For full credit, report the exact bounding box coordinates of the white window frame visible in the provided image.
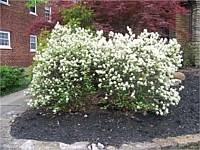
[45,6,51,22]
[0,0,9,6]
[0,30,11,49]
[30,35,37,52]
[29,0,37,15]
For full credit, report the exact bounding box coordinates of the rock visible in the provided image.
[129,142,160,150]
[120,144,134,150]
[59,143,71,150]
[87,143,99,150]
[87,144,92,150]
[153,138,177,149]
[97,142,105,149]
[106,146,117,150]
[167,134,200,149]
[92,143,99,150]
[19,140,34,150]
[33,141,60,150]
[62,142,89,150]
[153,134,200,150]
[173,72,186,80]
[171,79,182,86]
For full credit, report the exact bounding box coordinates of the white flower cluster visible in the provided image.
[28,23,183,115]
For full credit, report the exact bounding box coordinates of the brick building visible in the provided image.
[0,0,51,67]
[0,0,199,67]
[192,0,200,66]
[175,0,200,66]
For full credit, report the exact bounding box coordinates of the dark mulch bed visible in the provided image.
[10,69,199,147]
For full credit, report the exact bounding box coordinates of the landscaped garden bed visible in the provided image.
[10,68,199,147]
[7,2,200,149]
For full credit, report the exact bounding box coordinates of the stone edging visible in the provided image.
[2,134,199,150]
[1,110,199,150]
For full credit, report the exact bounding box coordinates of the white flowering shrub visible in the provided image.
[27,23,183,115]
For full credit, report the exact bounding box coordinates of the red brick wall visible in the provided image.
[0,1,45,67]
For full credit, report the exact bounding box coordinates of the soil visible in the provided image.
[10,69,199,147]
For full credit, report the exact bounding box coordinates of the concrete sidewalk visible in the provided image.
[0,90,30,150]
[1,90,29,116]
[0,90,199,150]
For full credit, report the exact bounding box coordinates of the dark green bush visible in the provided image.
[182,42,197,67]
[61,4,95,31]
[0,66,26,92]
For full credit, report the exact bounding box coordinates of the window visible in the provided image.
[29,0,37,15]
[0,31,11,49]
[30,35,37,52]
[0,0,9,5]
[45,6,51,21]
[30,6,36,15]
